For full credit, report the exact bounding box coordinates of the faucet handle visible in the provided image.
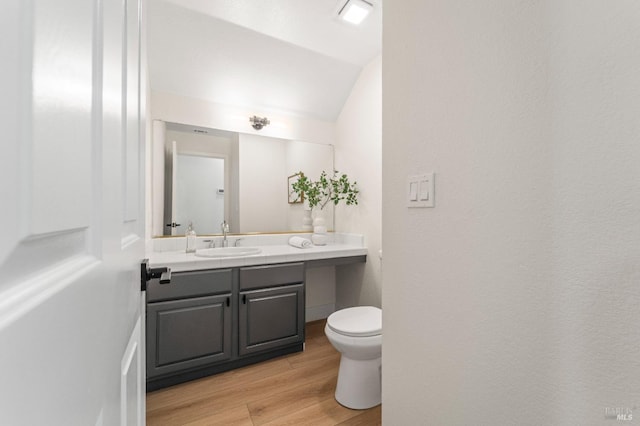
[202,239,215,248]
[234,238,244,247]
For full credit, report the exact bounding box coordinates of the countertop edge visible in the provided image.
[148,245,368,272]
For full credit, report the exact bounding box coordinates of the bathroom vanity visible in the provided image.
[145,234,366,391]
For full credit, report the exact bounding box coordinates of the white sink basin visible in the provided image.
[195,247,262,258]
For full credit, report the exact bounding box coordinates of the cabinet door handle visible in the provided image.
[226,297,230,307]
[242,294,247,304]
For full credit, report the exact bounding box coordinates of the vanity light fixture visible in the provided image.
[337,0,373,25]
[249,115,270,130]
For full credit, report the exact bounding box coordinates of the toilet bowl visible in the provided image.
[324,306,382,409]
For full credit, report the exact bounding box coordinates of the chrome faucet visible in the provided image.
[221,220,230,247]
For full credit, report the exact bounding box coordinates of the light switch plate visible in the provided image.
[407,173,435,208]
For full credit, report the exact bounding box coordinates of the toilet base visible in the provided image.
[334,355,381,410]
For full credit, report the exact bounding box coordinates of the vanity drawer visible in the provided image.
[239,262,304,290]
[147,269,233,302]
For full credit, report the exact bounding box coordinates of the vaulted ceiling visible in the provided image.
[147,0,382,121]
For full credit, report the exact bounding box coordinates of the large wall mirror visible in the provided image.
[151,121,334,237]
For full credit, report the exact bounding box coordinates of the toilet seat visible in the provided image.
[327,306,381,337]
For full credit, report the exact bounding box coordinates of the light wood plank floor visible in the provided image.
[146,320,381,426]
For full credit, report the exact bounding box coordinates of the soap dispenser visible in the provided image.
[185,222,197,253]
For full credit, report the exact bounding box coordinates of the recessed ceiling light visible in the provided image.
[338,0,373,25]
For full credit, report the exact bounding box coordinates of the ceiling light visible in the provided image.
[338,0,373,25]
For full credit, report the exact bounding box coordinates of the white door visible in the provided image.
[174,154,226,235]
[0,0,147,425]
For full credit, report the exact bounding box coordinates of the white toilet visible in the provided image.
[324,306,382,409]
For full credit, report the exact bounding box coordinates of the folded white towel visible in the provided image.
[289,236,312,249]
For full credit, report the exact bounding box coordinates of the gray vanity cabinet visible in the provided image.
[146,269,233,379]
[239,263,305,356]
[146,262,307,390]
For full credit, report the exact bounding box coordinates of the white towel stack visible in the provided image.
[288,236,312,249]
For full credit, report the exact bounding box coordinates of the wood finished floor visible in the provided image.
[146,320,381,426]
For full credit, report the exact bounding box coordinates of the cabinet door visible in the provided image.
[239,284,304,356]
[147,294,232,378]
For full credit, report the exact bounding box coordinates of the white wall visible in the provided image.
[335,56,382,309]
[167,129,234,157]
[383,1,640,424]
[238,134,288,232]
[150,120,166,237]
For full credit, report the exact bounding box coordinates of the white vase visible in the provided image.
[302,209,313,231]
[311,211,328,245]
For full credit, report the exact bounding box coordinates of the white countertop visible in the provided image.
[148,243,367,272]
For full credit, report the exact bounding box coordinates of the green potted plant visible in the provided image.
[291,170,359,245]
[291,170,359,211]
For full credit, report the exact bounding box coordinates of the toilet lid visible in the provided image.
[327,306,382,337]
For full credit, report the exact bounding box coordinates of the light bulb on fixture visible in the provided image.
[249,115,270,130]
[338,0,373,25]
